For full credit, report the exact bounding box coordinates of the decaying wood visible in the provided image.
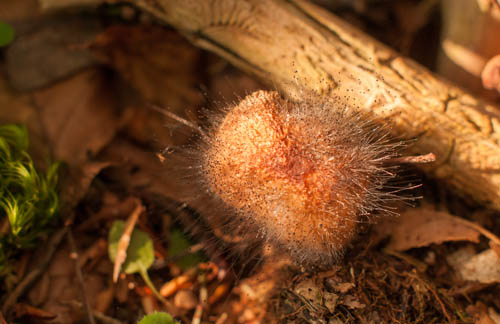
[131,0,500,210]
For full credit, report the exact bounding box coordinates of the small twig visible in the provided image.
[67,300,125,324]
[160,268,197,297]
[113,201,145,282]
[1,227,68,314]
[215,313,228,324]
[386,153,436,165]
[67,230,96,324]
[191,304,203,324]
[149,104,207,138]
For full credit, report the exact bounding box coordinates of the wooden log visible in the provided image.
[131,0,500,210]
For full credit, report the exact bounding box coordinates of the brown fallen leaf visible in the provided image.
[343,295,365,310]
[331,282,355,294]
[377,207,481,251]
[294,279,321,304]
[90,25,204,149]
[33,69,121,166]
[90,24,203,111]
[0,75,50,167]
[448,248,500,284]
[323,292,339,313]
[58,161,113,215]
[467,302,498,324]
[28,246,105,324]
[5,16,101,91]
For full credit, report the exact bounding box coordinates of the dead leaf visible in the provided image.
[28,246,105,324]
[323,292,339,313]
[33,69,121,166]
[89,24,205,150]
[449,248,500,284]
[90,25,203,111]
[0,75,50,167]
[59,161,113,213]
[331,282,355,294]
[467,302,498,324]
[342,295,365,309]
[294,279,321,304]
[378,207,481,251]
[5,16,101,91]
[89,24,206,150]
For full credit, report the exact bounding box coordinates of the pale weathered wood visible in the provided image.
[132,0,500,210]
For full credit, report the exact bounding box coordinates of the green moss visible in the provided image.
[0,124,59,280]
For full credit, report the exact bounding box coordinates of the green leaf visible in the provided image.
[0,22,14,47]
[138,312,178,324]
[108,221,155,274]
[168,228,205,270]
[108,221,171,306]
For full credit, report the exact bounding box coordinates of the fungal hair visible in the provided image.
[158,88,413,269]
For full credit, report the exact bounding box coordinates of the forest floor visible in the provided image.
[0,1,500,323]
